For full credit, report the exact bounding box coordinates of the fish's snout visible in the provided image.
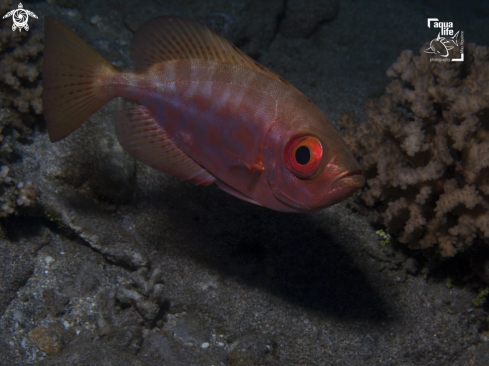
[327,169,364,200]
[318,153,364,207]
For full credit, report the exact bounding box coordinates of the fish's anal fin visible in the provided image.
[129,16,300,93]
[216,179,261,206]
[116,100,215,186]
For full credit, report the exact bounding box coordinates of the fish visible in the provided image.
[42,16,364,212]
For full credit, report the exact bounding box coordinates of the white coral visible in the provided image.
[16,181,39,206]
[0,166,13,184]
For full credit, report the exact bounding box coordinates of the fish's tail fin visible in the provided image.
[42,16,120,142]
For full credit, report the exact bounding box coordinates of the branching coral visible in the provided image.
[338,43,489,257]
[0,0,43,137]
[0,165,39,216]
[16,181,39,207]
[0,1,42,217]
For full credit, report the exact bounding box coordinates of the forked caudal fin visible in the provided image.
[42,17,120,142]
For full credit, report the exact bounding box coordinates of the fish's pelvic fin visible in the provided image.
[216,179,262,206]
[116,100,215,185]
[43,17,120,142]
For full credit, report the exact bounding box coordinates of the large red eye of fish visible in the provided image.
[285,135,323,179]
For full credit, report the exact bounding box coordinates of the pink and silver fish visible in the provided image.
[42,16,364,212]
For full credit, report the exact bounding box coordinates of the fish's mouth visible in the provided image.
[324,169,365,204]
[329,169,363,188]
[270,168,365,212]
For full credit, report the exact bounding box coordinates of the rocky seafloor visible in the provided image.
[1,0,489,365]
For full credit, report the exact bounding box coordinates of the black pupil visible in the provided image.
[295,146,310,165]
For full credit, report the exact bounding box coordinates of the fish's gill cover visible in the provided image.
[338,43,489,257]
[128,15,300,92]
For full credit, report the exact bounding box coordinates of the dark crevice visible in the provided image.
[268,0,287,46]
[150,298,170,328]
[115,299,132,311]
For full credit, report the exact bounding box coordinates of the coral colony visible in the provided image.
[0,0,41,216]
[0,0,43,135]
[339,43,489,257]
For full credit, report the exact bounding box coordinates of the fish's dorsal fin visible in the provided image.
[116,100,215,186]
[129,16,298,91]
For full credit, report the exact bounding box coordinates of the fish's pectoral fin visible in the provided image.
[115,100,215,186]
[215,179,262,206]
[223,149,265,171]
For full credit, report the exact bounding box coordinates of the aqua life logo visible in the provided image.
[2,2,38,32]
[423,18,464,62]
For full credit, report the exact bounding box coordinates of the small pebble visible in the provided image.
[90,15,102,24]
[13,310,24,322]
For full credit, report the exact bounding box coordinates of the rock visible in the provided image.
[174,313,208,345]
[28,322,75,356]
[102,326,143,354]
[40,329,148,366]
[280,0,339,38]
[403,257,419,275]
[42,289,68,317]
[122,0,283,57]
[88,127,137,204]
[139,331,182,365]
[0,339,23,365]
[0,239,34,315]
[47,100,137,204]
[203,12,240,42]
[52,0,78,8]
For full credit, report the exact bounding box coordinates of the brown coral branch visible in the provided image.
[339,43,489,257]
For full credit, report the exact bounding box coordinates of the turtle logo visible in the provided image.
[2,2,38,32]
